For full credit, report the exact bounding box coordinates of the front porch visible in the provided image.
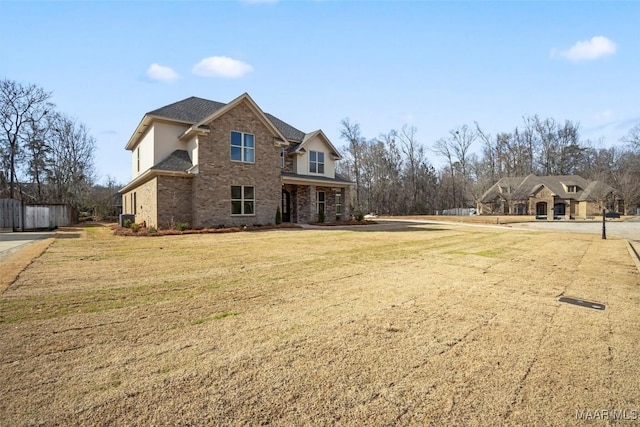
[281,180,351,224]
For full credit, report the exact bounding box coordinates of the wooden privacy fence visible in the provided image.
[0,199,76,230]
[0,199,22,230]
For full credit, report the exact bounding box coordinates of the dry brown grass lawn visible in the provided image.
[1,222,639,425]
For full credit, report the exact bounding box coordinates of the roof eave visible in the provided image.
[119,169,193,194]
[125,114,197,150]
[178,126,210,141]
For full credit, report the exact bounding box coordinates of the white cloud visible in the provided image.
[192,56,253,78]
[596,109,614,120]
[552,36,617,62]
[146,63,179,82]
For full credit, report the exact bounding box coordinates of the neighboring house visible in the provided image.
[120,93,352,228]
[479,174,621,219]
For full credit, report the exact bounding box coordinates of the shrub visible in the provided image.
[176,222,189,232]
[123,219,133,228]
[318,209,326,224]
[275,205,282,225]
[130,223,140,233]
[354,211,364,222]
[147,226,157,233]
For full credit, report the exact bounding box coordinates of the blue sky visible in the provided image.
[2,1,639,185]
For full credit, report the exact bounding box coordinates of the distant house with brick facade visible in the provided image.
[120,93,352,228]
[479,174,621,220]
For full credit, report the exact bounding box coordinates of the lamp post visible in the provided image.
[602,209,606,240]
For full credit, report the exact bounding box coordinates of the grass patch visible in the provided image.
[1,222,639,425]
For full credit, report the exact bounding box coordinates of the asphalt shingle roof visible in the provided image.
[148,97,226,123]
[481,174,615,203]
[147,96,306,143]
[150,150,193,172]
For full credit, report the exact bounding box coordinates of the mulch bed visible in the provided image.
[112,223,302,237]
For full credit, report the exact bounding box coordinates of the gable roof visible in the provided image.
[292,130,342,160]
[126,94,308,150]
[481,174,615,203]
[186,93,289,145]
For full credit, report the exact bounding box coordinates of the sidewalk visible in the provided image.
[0,231,55,257]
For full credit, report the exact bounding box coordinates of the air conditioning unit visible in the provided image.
[119,214,135,227]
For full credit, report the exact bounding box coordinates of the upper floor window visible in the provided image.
[567,185,578,193]
[280,147,285,168]
[136,147,140,172]
[231,131,255,163]
[310,151,324,174]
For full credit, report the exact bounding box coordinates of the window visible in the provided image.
[317,191,326,215]
[309,151,324,174]
[132,192,137,215]
[136,147,140,172]
[335,193,342,219]
[567,185,577,193]
[536,202,547,216]
[230,131,255,163]
[280,147,285,168]
[231,186,255,215]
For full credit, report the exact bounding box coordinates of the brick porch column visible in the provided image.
[309,184,316,222]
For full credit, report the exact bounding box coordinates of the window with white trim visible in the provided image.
[317,191,326,215]
[280,147,285,168]
[309,151,324,174]
[231,186,255,215]
[230,131,255,163]
[136,147,140,172]
[335,193,342,219]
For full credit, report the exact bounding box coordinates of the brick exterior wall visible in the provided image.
[122,178,157,227]
[157,175,193,228]
[192,101,282,228]
[283,151,295,173]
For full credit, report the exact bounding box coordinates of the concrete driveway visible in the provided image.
[0,232,55,257]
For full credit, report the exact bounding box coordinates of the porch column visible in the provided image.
[343,187,351,220]
[309,185,316,222]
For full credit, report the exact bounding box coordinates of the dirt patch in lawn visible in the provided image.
[1,223,639,425]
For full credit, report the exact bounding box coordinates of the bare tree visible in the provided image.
[433,137,456,208]
[339,118,365,211]
[46,113,96,208]
[449,125,476,205]
[0,78,53,198]
[622,123,640,152]
[399,125,423,211]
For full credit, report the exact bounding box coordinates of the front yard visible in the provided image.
[1,222,638,425]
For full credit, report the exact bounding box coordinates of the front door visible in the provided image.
[282,190,291,222]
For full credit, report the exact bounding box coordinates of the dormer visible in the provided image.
[560,181,581,194]
[291,130,342,178]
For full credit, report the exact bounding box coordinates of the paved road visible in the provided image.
[0,232,55,257]
[509,219,640,242]
[371,218,640,242]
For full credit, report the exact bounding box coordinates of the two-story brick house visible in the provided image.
[120,93,352,228]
